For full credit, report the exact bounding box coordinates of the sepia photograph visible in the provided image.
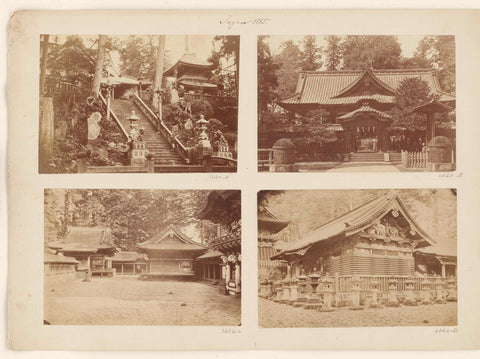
[258,35,456,172]
[44,189,241,325]
[258,189,457,327]
[39,34,239,173]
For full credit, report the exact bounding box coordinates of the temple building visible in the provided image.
[197,190,241,296]
[278,68,455,154]
[111,251,148,275]
[163,39,217,94]
[258,200,290,279]
[272,192,435,277]
[414,239,457,277]
[47,227,117,277]
[137,225,206,278]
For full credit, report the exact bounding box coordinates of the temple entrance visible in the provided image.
[355,136,378,152]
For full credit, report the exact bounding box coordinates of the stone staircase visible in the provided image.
[349,152,402,163]
[110,99,185,166]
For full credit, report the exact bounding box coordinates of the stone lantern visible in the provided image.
[271,138,297,172]
[196,114,213,162]
[403,277,418,306]
[320,276,335,312]
[127,110,140,129]
[259,279,269,298]
[435,277,447,304]
[293,273,309,307]
[447,277,457,302]
[273,280,283,302]
[350,274,363,310]
[280,276,291,304]
[369,280,381,308]
[288,276,298,305]
[304,272,321,309]
[386,278,400,307]
[421,279,433,305]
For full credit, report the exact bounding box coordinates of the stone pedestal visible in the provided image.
[129,141,147,166]
[259,280,268,298]
[386,279,400,307]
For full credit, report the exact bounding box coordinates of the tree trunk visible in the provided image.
[153,35,166,112]
[39,34,50,96]
[91,35,107,97]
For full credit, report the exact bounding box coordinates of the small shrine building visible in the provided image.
[258,202,290,279]
[278,68,455,154]
[47,227,117,276]
[414,239,457,277]
[111,251,148,275]
[137,225,206,278]
[272,192,435,277]
[163,48,217,94]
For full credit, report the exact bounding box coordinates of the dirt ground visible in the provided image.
[44,276,241,326]
[258,298,457,328]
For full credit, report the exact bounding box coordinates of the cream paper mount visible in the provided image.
[8,9,480,350]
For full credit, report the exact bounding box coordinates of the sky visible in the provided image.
[264,35,426,58]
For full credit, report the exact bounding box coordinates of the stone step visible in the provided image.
[110,99,184,164]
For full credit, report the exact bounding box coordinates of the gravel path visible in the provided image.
[258,298,457,328]
[45,276,241,326]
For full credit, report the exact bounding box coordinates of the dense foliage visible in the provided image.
[44,189,211,250]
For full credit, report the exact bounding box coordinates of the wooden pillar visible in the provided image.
[39,98,54,172]
[235,263,241,289]
[121,264,123,275]
[441,263,446,278]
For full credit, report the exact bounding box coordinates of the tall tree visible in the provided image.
[209,36,240,95]
[153,35,166,111]
[91,35,107,97]
[39,34,50,95]
[413,35,455,93]
[257,36,280,119]
[340,35,402,70]
[273,40,302,99]
[325,35,342,70]
[300,35,322,71]
[389,77,433,131]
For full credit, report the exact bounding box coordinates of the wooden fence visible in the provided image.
[258,149,273,172]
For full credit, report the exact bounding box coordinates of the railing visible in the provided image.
[132,94,189,163]
[258,149,273,172]
[334,275,446,293]
[401,150,427,168]
[184,93,237,107]
[99,93,129,139]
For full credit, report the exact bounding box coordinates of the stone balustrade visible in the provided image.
[262,274,456,312]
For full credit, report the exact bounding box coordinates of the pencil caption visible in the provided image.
[209,174,230,180]
[219,15,271,29]
[438,172,463,178]
[221,328,242,334]
[434,328,458,334]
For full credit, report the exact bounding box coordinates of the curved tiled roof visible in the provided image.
[164,52,213,76]
[137,225,206,252]
[272,192,435,259]
[279,68,455,107]
[337,105,392,121]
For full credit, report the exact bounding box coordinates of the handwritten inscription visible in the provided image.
[439,172,463,178]
[221,328,242,334]
[209,174,230,180]
[434,327,458,333]
[220,15,270,29]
